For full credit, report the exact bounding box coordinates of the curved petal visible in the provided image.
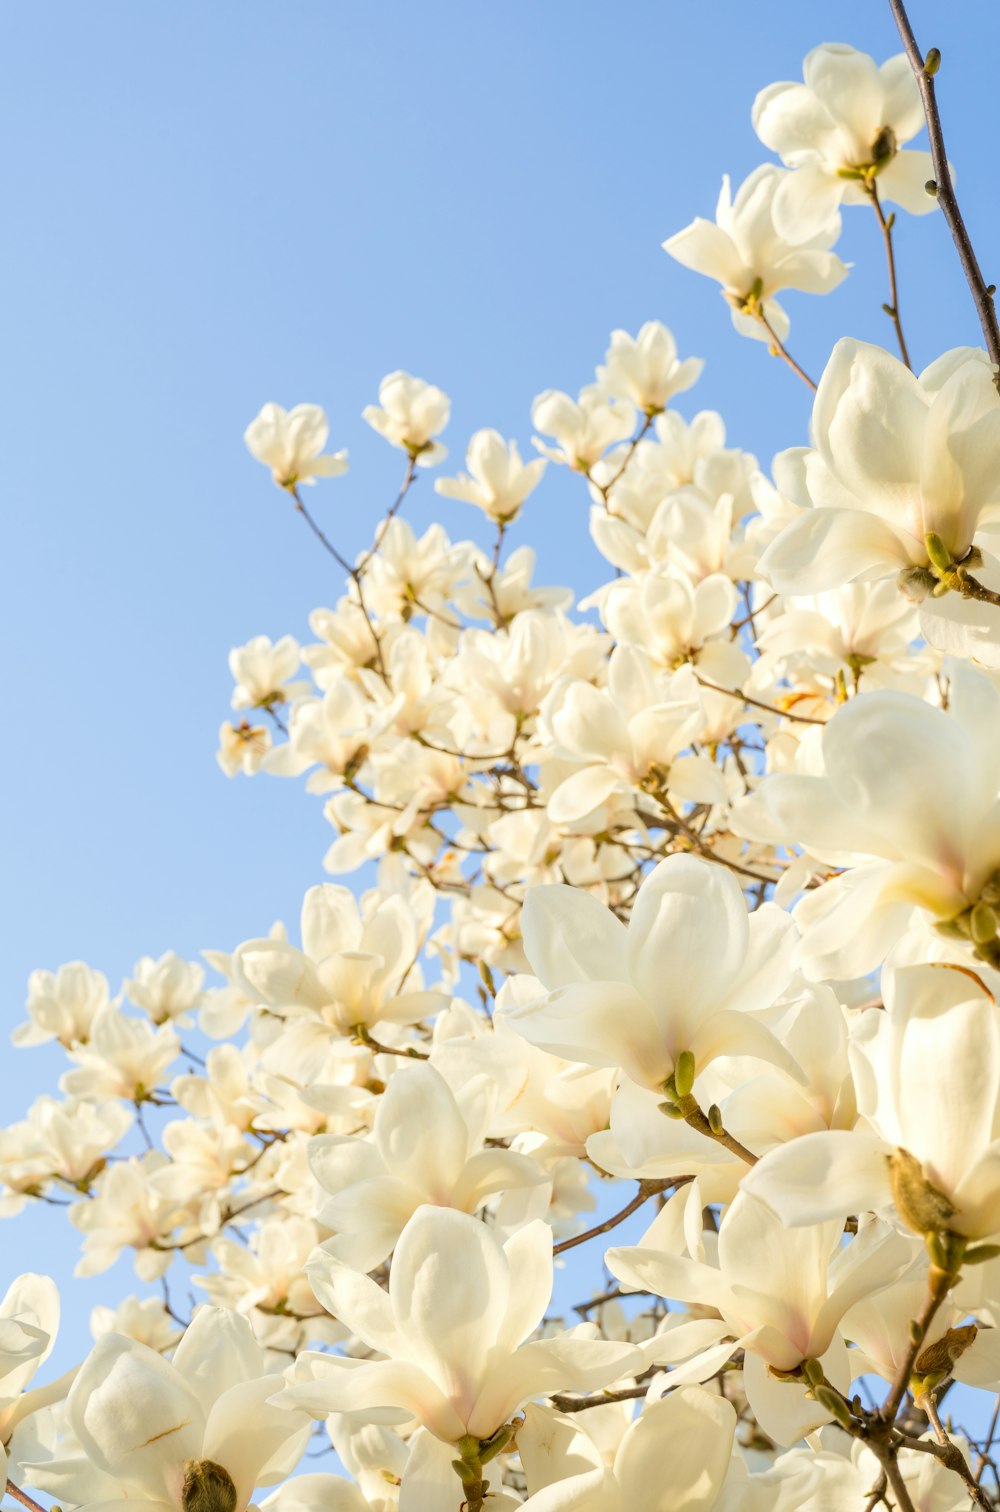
[522,885,630,989]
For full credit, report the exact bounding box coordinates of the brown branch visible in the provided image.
[6,1484,48,1512]
[754,310,818,391]
[552,1178,678,1256]
[887,1,1000,387]
[692,672,827,726]
[868,181,912,369]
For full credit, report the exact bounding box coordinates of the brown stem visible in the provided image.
[6,1484,48,1512]
[868,182,912,369]
[754,310,817,391]
[886,0,1000,389]
[673,1094,759,1166]
[352,1024,429,1060]
[881,1265,957,1424]
[354,455,418,576]
[692,672,827,726]
[552,1178,677,1256]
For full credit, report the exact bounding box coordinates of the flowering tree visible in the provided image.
[8,7,1000,1512]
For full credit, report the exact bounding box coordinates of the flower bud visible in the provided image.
[887,1147,956,1234]
[182,1462,238,1512]
[674,1050,696,1099]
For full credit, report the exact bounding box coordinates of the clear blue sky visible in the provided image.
[4,0,999,1390]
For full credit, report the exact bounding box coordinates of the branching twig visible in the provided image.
[887,0,1000,388]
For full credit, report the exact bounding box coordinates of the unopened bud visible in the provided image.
[182,1462,238,1512]
[478,960,496,998]
[914,1323,978,1386]
[924,47,941,76]
[871,125,897,165]
[814,1384,853,1430]
[925,531,954,573]
[674,1050,696,1099]
[659,1101,686,1119]
[926,180,939,197]
[708,1103,724,1135]
[971,903,998,945]
[887,1147,957,1235]
[802,1358,825,1387]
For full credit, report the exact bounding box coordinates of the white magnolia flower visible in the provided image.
[230,635,308,711]
[753,44,935,242]
[759,341,1000,594]
[13,962,111,1048]
[435,429,546,523]
[244,403,349,488]
[607,1194,909,1444]
[595,322,703,415]
[663,164,848,343]
[233,884,445,1078]
[309,1061,545,1269]
[362,371,450,466]
[744,962,1000,1242]
[0,1274,64,1480]
[124,952,205,1025]
[61,1008,181,1102]
[216,719,272,778]
[277,1206,642,1446]
[532,386,637,471]
[747,672,1000,979]
[501,854,798,1098]
[515,1389,736,1511]
[62,1306,311,1512]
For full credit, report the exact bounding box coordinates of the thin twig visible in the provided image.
[552,1179,677,1256]
[754,310,817,391]
[887,0,1000,387]
[6,1484,48,1512]
[868,181,912,368]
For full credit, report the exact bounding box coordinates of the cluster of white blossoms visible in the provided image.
[10,24,1000,1512]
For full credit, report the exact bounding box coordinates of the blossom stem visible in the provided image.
[288,486,389,680]
[887,0,1000,389]
[6,1484,47,1512]
[673,1094,759,1166]
[753,311,817,392]
[354,455,418,576]
[881,1260,960,1424]
[868,181,912,369]
[692,672,827,726]
[552,1178,677,1256]
[351,1024,429,1060]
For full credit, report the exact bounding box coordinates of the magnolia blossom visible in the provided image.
[744,672,1000,979]
[595,322,703,415]
[532,386,637,471]
[514,1389,736,1511]
[229,635,308,711]
[233,884,446,1078]
[758,341,1000,593]
[435,430,546,523]
[216,718,273,777]
[501,854,798,1097]
[13,962,111,1048]
[278,1207,641,1445]
[663,164,847,343]
[607,1193,909,1443]
[244,403,349,488]
[308,1062,544,1269]
[753,44,935,241]
[744,963,1000,1241]
[58,1306,311,1512]
[125,953,205,1025]
[362,371,450,465]
[0,1274,64,1481]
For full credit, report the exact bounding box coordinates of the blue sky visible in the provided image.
[4,0,1000,1399]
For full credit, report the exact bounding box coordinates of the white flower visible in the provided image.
[216,719,272,778]
[124,952,204,1025]
[230,635,308,711]
[663,164,848,343]
[244,403,349,488]
[758,341,1000,593]
[532,385,637,471]
[595,322,704,415]
[743,962,1000,1241]
[13,962,110,1048]
[308,1061,545,1269]
[501,854,798,1097]
[607,1194,909,1444]
[515,1389,737,1511]
[753,44,935,242]
[63,1306,311,1512]
[435,429,546,523]
[362,371,450,465]
[746,671,1000,979]
[277,1206,642,1445]
[0,1273,63,1477]
[61,1007,180,1102]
